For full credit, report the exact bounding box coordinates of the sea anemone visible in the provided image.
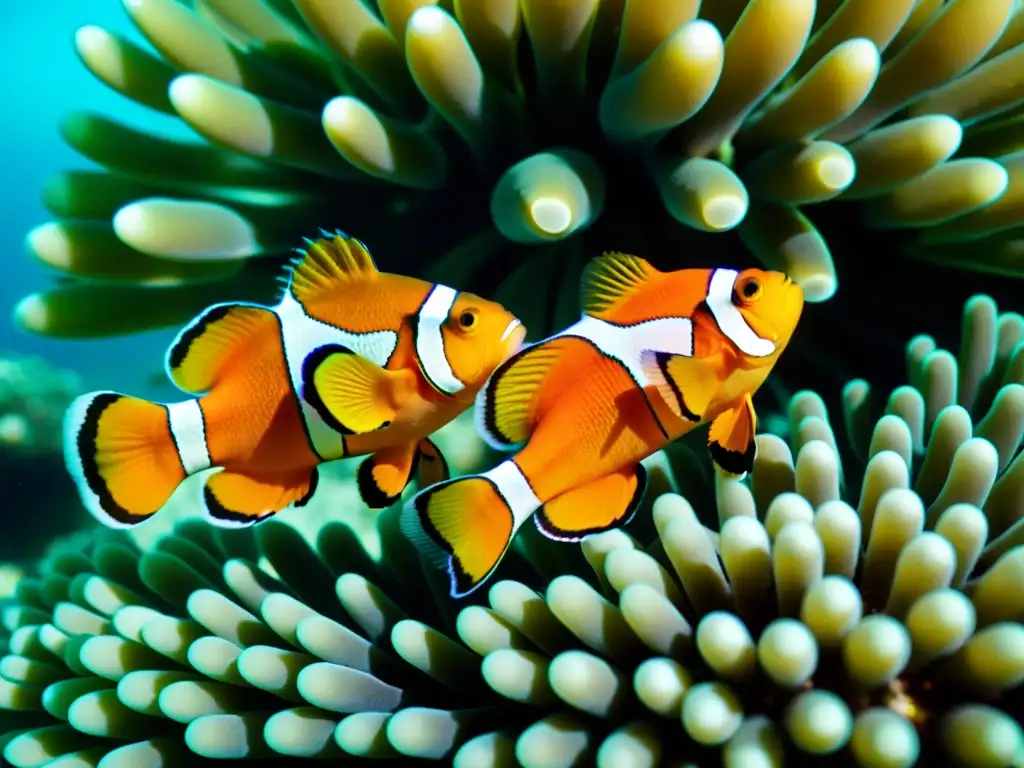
[0,293,1020,767]
[16,0,1024,377]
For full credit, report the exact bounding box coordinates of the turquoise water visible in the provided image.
[1,2,188,394]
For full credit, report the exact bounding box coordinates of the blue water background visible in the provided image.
[2,2,192,394]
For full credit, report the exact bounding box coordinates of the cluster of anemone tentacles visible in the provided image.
[0,292,1021,768]
[17,0,1024,352]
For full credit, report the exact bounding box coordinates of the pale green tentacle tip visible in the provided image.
[942,705,1024,768]
[490,149,606,244]
[112,198,259,260]
[654,157,749,233]
[850,709,920,768]
[321,94,447,190]
[785,690,852,756]
[11,293,48,335]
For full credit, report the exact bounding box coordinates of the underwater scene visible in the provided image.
[1,1,1023,766]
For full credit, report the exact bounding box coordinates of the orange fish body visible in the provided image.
[402,253,804,597]
[65,232,525,529]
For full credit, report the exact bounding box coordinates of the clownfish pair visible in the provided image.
[64,232,525,528]
[402,253,805,598]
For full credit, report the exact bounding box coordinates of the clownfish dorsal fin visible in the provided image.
[580,251,657,320]
[165,302,277,395]
[282,230,378,305]
[476,338,569,450]
[708,393,757,478]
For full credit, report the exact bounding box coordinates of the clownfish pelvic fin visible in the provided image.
[708,394,758,478]
[356,436,450,509]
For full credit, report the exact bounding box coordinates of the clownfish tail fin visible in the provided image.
[64,392,212,529]
[401,460,539,598]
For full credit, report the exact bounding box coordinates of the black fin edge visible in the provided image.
[416,437,451,485]
[357,451,420,510]
[300,343,357,436]
[78,393,151,527]
[167,304,235,372]
[536,463,649,542]
[651,351,701,422]
[414,477,512,599]
[203,483,261,526]
[481,348,532,447]
[295,468,319,508]
[709,438,756,476]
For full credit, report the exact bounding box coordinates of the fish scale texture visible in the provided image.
[0,293,1021,767]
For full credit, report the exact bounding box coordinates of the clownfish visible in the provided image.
[64,231,526,529]
[402,252,804,597]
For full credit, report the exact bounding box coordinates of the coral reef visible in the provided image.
[0,354,93,565]
[17,0,1024,361]
[0,353,81,457]
[0,293,1021,767]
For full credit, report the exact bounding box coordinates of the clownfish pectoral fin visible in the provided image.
[580,251,656,321]
[401,476,517,599]
[476,339,568,450]
[708,394,757,478]
[357,442,419,509]
[641,351,721,422]
[302,345,415,435]
[416,437,450,489]
[282,231,378,305]
[64,392,190,528]
[202,468,319,528]
[165,303,277,395]
[536,464,648,541]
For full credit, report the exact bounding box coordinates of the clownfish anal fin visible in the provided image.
[165,303,276,395]
[357,441,419,509]
[416,436,450,489]
[302,345,413,435]
[536,464,648,542]
[202,468,318,528]
[284,231,378,305]
[580,251,656,321]
[477,340,567,450]
[708,394,757,477]
[641,350,719,422]
[401,476,515,599]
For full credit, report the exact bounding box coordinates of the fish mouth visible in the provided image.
[501,318,522,342]
[500,318,527,356]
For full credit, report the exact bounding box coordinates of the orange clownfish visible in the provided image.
[64,231,526,529]
[402,252,804,598]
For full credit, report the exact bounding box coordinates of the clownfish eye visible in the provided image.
[734,277,762,303]
[457,310,477,329]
